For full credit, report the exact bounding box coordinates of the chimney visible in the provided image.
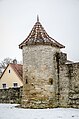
[13,59,17,64]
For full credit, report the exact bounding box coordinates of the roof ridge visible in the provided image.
[10,63,23,66]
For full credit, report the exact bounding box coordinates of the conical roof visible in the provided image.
[19,16,65,49]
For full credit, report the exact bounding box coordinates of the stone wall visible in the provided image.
[0,87,23,104]
[54,52,69,107]
[59,63,69,107]
[67,63,79,108]
[59,53,79,108]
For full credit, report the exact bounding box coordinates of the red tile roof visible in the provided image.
[10,63,23,81]
[19,16,65,49]
[0,63,23,81]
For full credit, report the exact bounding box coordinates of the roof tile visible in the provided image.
[19,17,65,49]
[10,63,23,81]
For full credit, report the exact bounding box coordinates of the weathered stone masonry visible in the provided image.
[58,54,79,108]
[21,46,60,108]
[19,17,79,108]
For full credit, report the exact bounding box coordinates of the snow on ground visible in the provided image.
[0,104,79,119]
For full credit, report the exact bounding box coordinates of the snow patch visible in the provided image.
[0,104,79,119]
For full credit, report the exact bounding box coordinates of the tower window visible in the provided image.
[49,78,53,85]
[26,79,28,84]
[25,76,28,84]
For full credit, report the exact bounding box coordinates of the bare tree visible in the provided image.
[0,57,13,75]
[0,69,2,76]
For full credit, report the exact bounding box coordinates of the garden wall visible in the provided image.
[0,87,23,104]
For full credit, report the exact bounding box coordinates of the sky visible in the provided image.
[0,0,79,62]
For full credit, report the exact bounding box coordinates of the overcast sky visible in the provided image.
[0,0,79,62]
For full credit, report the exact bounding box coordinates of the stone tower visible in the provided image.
[19,16,65,108]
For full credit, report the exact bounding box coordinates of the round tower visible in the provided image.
[19,16,65,108]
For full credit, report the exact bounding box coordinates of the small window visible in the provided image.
[26,79,28,84]
[2,84,6,89]
[9,70,10,73]
[25,76,28,84]
[13,83,18,88]
[49,78,53,85]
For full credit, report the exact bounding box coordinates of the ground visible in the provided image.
[0,104,79,119]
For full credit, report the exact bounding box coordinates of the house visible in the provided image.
[19,16,79,108]
[0,62,23,89]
